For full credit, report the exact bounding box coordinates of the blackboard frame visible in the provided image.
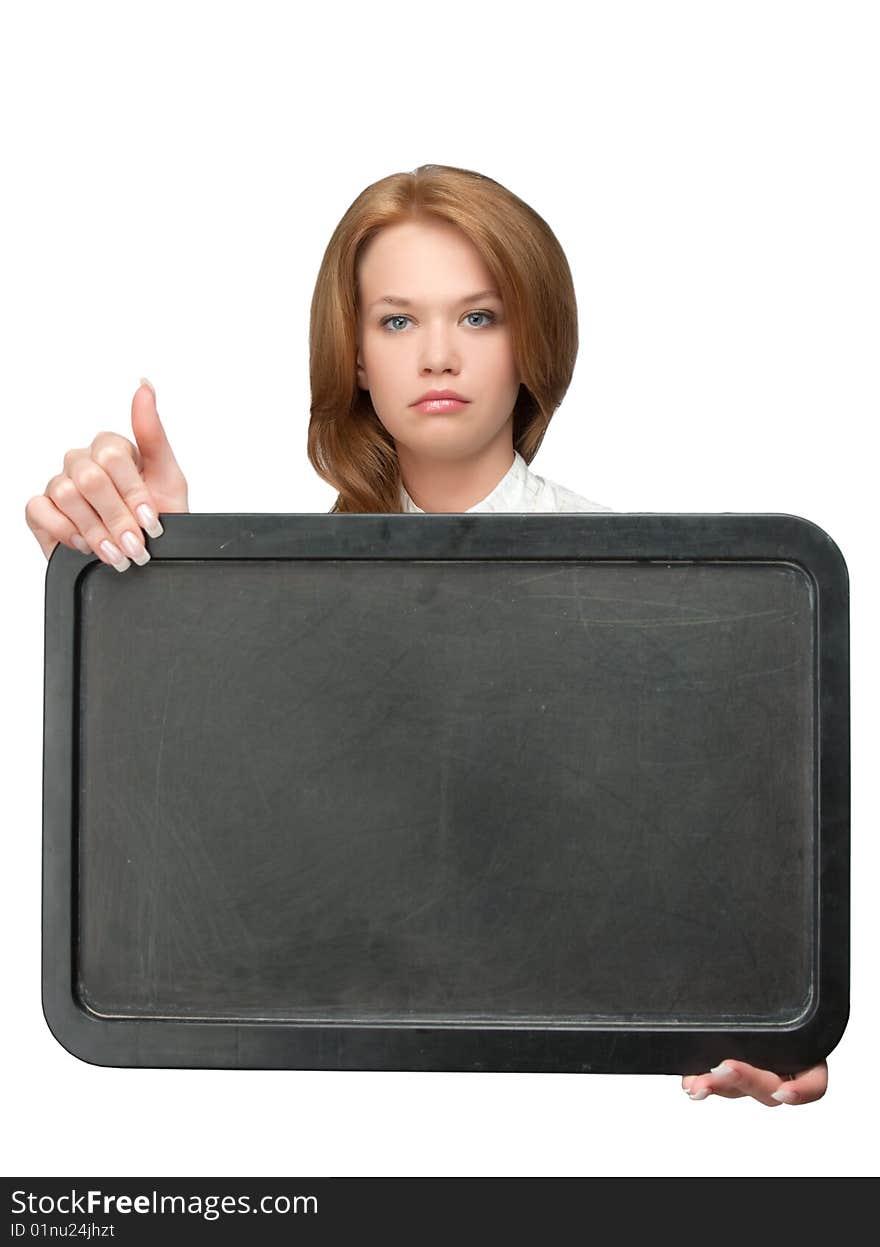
[42,513,850,1073]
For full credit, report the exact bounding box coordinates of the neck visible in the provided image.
[398,426,516,513]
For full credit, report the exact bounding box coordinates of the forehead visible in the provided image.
[357,218,493,299]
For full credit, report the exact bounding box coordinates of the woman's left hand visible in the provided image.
[682,1059,827,1106]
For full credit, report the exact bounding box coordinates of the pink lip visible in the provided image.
[413,398,469,413]
[410,390,470,405]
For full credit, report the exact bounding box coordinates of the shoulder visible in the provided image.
[525,466,615,513]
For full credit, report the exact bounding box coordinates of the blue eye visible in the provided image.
[380,310,497,332]
[381,315,411,332]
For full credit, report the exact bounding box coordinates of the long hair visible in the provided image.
[307,164,579,513]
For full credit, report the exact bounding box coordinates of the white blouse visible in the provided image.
[399,449,614,513]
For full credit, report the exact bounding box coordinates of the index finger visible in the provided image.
[770,1061,828,1105]
[84,438,160,536]
[684,1060,777,1103]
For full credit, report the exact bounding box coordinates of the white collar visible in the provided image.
[399,450,527,513]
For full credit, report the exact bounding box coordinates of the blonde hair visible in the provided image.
[307,163,579,513]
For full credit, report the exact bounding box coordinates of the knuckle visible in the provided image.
[71,461,106,494]
[47,476,78,506]
[93,442,128,472]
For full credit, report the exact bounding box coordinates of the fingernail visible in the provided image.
[139,376,156,399]
[71,535,91,554]
[136,504,164,538]
[100,540,131,572]
[771,1088,798,1104]
[689,1088,710,1100]
[710,1063,735,1079]
[120,530,150,565]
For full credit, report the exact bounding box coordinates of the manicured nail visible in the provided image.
[136,503,164,538]
[710,1063,735,1079]
[139,376,156,399]
[100,540,131,572]
[120,530,150,565]
[71,535,91,554]
[689,1088,710,1100]
[771,1088,798,1104]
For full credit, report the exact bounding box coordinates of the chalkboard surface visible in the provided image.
[42,513,850,1072]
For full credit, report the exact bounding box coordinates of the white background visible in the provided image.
[2,0,877,1177]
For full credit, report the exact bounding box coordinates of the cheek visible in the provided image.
[486,338,519,384]
[358,344,381,387]
[368,336,408,384]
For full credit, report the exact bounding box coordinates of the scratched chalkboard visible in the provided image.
[42,513,849,1072]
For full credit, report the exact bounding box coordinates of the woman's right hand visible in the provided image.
[25,379,190,569]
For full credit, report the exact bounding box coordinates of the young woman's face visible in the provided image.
[356,217,522,463]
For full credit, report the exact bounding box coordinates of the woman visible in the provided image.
[308,163,611,516]
[24,162,827,1104]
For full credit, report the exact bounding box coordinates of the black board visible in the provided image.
[42,513,850,1072]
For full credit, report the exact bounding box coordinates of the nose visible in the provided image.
[418,322,461,375]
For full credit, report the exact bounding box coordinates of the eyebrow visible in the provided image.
[368,289,501,311]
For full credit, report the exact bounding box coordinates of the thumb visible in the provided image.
[131,379,188,505]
